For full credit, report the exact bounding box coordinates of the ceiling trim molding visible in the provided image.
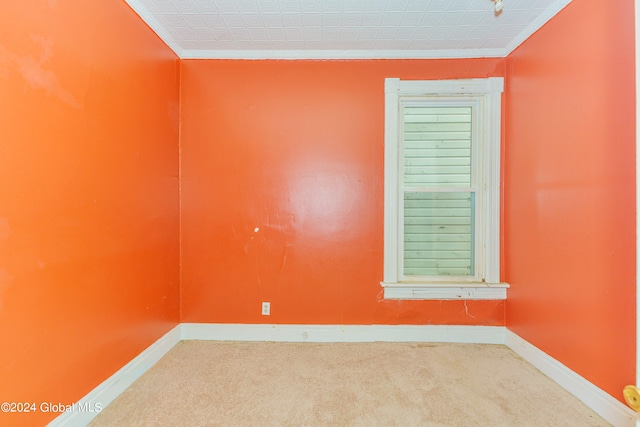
[504,0,573,55]
[124,0,184,57]
[180,48,508,60]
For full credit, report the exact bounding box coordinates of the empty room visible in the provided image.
[0,0,637,425]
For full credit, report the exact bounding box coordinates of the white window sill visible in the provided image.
[380,282,509,300]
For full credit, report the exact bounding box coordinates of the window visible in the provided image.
[381,78,508,300]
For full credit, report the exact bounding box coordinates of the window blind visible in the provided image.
[402,106,474,277]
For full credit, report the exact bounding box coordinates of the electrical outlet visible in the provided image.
[261,302,270,316]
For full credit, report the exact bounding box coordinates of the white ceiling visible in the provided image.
[125,0,572,59]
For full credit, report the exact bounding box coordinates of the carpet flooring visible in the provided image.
[89,341,611,426]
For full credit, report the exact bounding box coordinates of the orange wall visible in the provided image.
[180,59,506,325]
[504,0,635,403]
[0,1,180,426]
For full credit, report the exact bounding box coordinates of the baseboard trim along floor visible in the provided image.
[47,325,182,427]
[504,330,637,427]
[180,323,506,344]
[48,324,638,427]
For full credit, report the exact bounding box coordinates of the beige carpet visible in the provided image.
[89,341,610,426]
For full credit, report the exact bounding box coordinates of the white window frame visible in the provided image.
[381,77,509,300]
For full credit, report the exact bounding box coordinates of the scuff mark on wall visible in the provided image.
[0,35,81,109]
[277,244,291,275]
[463,300,476,319]
[242,226,260,254]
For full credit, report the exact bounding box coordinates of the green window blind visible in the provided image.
[402,106,475,277]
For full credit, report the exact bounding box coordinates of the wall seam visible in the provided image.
[178,58,184,322]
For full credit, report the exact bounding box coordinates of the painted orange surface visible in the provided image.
[180,59,507,325]
[504,0,635,404]
[4,0,633,421]
[0,1,180,426]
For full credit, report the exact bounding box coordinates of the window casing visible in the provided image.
[381,78,508,300]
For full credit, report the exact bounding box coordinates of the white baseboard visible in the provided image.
[180,323,506,344]
[505,330,638,427]
[47,325,181,427]
[47,324,638,427]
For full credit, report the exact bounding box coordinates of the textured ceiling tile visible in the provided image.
[477,13,503,26]
[385,0,409,12]
[412,27,435,39]
[375,39,402,50]
[303,40,326,49]
[439,12,466,26]
[172,0,200,13]
[268,28,287,40]
[405,0,428,12]
[237,0,259,10]
[216,40,240,49]
[240,13,263,27]
[232,28,251,40]
[285,27,304,41]
[363,0,386,13]
[419,13,444,27]
[193,27,215,40]
[510,10,538,24]
[174,27,198,40]
[281,13,304,27]
[361,13,383,27]
[232,40,252,49]
[262,13,285,27]
[452,26,477,40]
[341,13,362,27]
[450,2,475,13]
[358,27,378,41]
[182,14,207,27]
[303,27,323,40]
[163,13,189,26]
[182,40,206,49]
[248,28,268,40]
[223,13,245,27]
[215,0,239,12]
[405,39,430,49]
[201,14,226,26]
[428,0,451,13]
[279,0,301,13]
[300,0,322,12]
[380,12,404,27]
[323,27,341,41]
[322,13,342,27]
[257,0,280,12]
[395,27,416,40]
[194,1,218,13]
[341,28,359,40]
[302,13,322,26]
[150,0,179,13]
[342,1,365,13]
[399,12,424,27]
[322,0,344,13]
[471,25,495,39]
[430,26,454,40]
[212,28,235,40]
[376,27,398,40]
